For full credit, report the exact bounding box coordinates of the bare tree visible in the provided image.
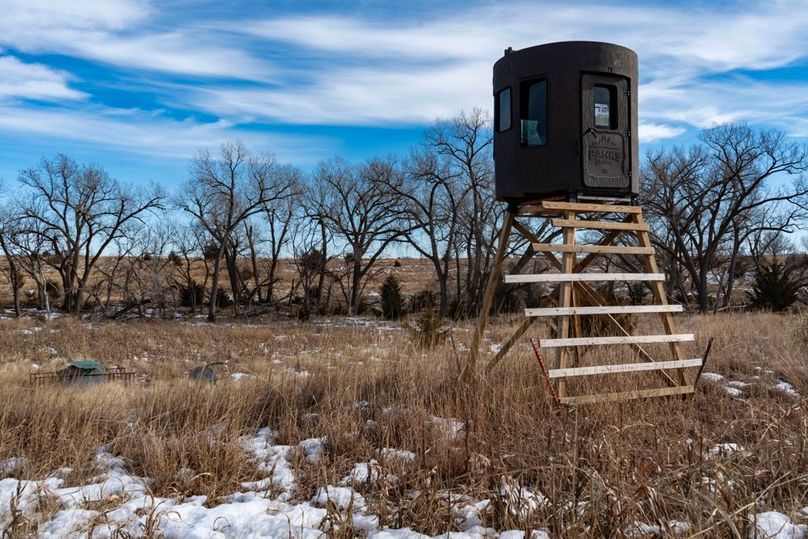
[17,155,164,315]
[115,221,176,318]
[641,124,808,312]
[290,216,332,320]
[426,109,507,315]
[175,141,293,321]
[310,157,410,315]
[93,227,141,314]
[1,214,61,317]
[387,148,464,315]
[171,224,210,315]
[0,206,24,317]
[261,165,303,304]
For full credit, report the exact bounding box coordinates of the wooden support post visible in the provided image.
[557,209,577,399]
[633,211,692,386]
[485,316,538,374]
[475,199,703,405]
[466,208,515,380]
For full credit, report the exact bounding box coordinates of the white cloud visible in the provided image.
[194,60,491,126]
[3,0,149,30]
[638,122,686,142]
[0,0,270,79]
[0,55,86,101]
[0,103,332,163]
[194,0,808,141]
[2,0,808,152]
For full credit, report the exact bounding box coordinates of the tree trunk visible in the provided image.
[722,233,742,310]
[9,264,21,318]
[429,256,448,317]
[350,258,362,315]
[697,270,710,313]
[208,245,224,322]
[317,221,327,313]
[223,244,241,317]
[246,227,263,304]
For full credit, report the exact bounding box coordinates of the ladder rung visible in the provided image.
[540,201,642,214]
[552,219,649,231]
[525,305,684,317]
[549,358,703,379]
[505,273,665,284]
[532,243,655,255]
[559,385,694,405]
[540,334,695,348]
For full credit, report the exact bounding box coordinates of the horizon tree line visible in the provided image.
[0,112,806,320]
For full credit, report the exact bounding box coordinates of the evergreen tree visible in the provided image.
[380,274,403,320]
[747,261,800,312]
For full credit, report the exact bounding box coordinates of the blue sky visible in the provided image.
[1,0,808,188]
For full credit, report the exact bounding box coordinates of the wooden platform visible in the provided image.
[468,199,702,405]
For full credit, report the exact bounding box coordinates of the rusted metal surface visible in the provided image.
[530,337,563,411]
[493,41,639,201]
[693,337,715,390]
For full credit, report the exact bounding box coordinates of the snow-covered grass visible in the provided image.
[0,312,806,537]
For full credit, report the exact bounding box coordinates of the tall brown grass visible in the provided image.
[0,312,806,536]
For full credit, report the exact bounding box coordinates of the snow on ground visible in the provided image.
[775,381,800,398]
[706,443,745,458]
[498,477,548,520]
[0,428,554,538]
[700,372,725,383]
[625,520,689,537]
[342,460,383,485]
[312,485,366,510]
[314,317,401,331]
[0,457,26,474]
[699,370,801,400]
[749,511,807,538]
[380,448,416,463]
[432,416,466,442]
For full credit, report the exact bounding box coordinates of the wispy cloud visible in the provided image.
[200,0,808,139]
[0,0,270,79]
[0,0,807,166]
[0,55,86,101]
[0,103,332,164]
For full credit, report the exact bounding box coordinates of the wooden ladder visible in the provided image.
[474,199,702,405]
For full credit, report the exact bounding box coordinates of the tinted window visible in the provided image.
[594,85,617,129]
[496,88,511,132]
[521,80,547,147]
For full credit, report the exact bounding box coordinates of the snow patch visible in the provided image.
[299,437,326,463]
[0,457,26,474]
[774,381,800,398]
[380,448,416,463]
[626,520,690,536]
[748,511,807,538]
[432,416,465,442]
[707,443,744,458]
[700,372,725,383]
[312,485,366,510]
[499,477,548,520]
[343,460,382,485]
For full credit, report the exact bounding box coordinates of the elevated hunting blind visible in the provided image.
[493,41,638,201]
[469,41,711,406]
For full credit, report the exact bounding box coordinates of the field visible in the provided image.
[0,311,806,538]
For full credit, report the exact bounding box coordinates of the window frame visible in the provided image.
[519,78,548,148]
[495,87,512,133]
[593,84,618,130]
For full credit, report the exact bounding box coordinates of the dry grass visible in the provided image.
[0,312,806,536]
